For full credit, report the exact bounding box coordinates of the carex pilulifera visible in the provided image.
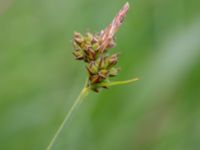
[73,3,132,92]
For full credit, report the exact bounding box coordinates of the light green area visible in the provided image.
[0,0,200,150]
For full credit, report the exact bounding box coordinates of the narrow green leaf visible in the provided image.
[99,77,139,87]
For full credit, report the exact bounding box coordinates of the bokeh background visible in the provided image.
[0,0,200,149]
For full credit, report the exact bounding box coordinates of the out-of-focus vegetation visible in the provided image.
[0,0,200,150]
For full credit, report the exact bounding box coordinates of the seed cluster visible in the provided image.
[72,3,129,92]
[73,32,119,92]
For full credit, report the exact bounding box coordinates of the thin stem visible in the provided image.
[99,77,139,87]
[46,80,89,150]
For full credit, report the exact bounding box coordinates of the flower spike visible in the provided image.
[72,2,138,92]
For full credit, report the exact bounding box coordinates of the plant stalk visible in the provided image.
[46,81,89,150]
[99,77,139,87]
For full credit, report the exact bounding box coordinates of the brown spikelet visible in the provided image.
[72,2,130,92]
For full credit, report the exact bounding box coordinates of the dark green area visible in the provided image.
[0,0,200,149]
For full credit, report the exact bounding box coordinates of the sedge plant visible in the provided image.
[47,2,138,150]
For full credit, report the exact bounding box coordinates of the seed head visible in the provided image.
[72,2,129,92]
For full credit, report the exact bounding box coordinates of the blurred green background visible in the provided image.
[0,0,200,149]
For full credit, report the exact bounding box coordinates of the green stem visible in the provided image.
[99,77,139,87]
[46,81,89,150]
